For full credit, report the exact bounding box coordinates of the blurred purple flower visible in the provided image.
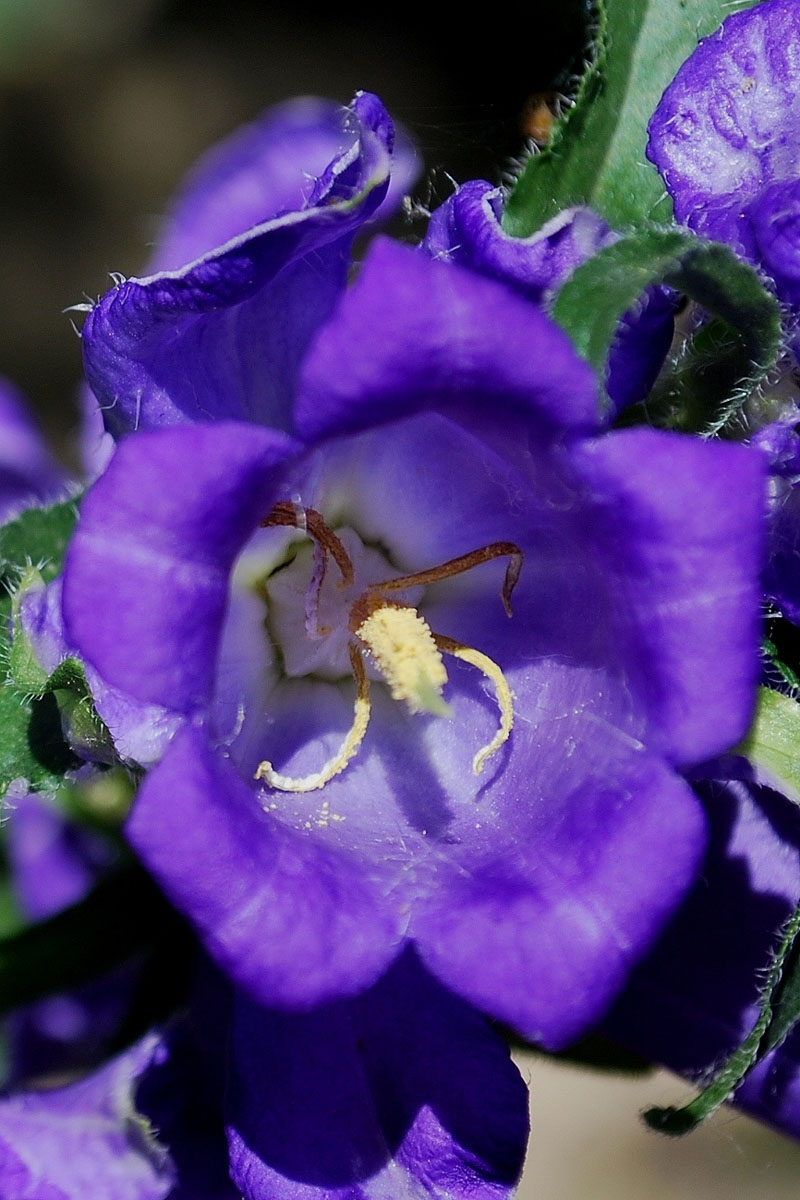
[0,380,64,523]
[1,786,136,1086]
[0,951,528,1200]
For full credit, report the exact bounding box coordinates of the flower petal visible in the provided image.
[647,0,800,252]
[0,1036,174,1200]
[126,726,405,1008]
[294,237,601,440]
[605,777,800,1138]
[148,96,405,273]
[81,93,395,436]
[423,181,615,302]
[411,742,706,1048]
[225,948,528,1200]
[62,422,297,713]
[422,182,676,413]
[567,427,765,766]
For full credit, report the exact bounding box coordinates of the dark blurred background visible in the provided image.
[0,0,587,457]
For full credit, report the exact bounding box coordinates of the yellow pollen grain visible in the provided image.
[356,605,451,717]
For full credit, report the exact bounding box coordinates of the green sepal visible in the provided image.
[734,686,800,804]
[644,894,800,1134]
[7,565,50,693]
[0,498,81,797]
[503,0,761,236]
[48,656,116,765]
[0,676,79,798]
[550,228,781,431]
[763,636,800,697]
[0,496,78,591]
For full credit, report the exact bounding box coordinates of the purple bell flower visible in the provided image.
[62,221,765,1050]
[422,179,677,414]
[648,0,800,312]
[80,91,416,440]
[0,952,529,1199]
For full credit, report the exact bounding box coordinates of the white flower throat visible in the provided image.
[256,500,521,793]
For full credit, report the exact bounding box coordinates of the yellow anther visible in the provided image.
[356,604,453,718]
[256,500,522,791]
[255,647,371,793]
[434,634,514,774]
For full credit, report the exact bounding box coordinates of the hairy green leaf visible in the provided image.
[0,499,80,796]
[550,228,781,430]
[503,0,760,236]
[645,896,800,1134]
[736,687,800,804]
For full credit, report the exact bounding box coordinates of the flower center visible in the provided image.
[255,500,522,793]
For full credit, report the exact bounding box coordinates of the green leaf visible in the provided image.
[735,687,800,803]
[644,894,800,1134]
[763,635,800,697]
[503,0,760,236]
[0,497,78,594]
[550,228,782,431]
[0,499,80,796]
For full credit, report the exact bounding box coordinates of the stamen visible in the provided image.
[370,541,522,617]
[355,604,452,718]
[263,501,355,638]
[262,502,355,587]
[305,539,330,638]
[255,646,371,792]
[258,502,522,789]
[434,633,514,774]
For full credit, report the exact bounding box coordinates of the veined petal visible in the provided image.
[127,726,404,1008]
[62,422,297,713]
[567,428,765,766]
[81,93,395,436]
[294,237,601,440]
[0,1036,174,1200]
[411,743,706,1048]
[647,0,800,252]
[226,949,528,1200]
